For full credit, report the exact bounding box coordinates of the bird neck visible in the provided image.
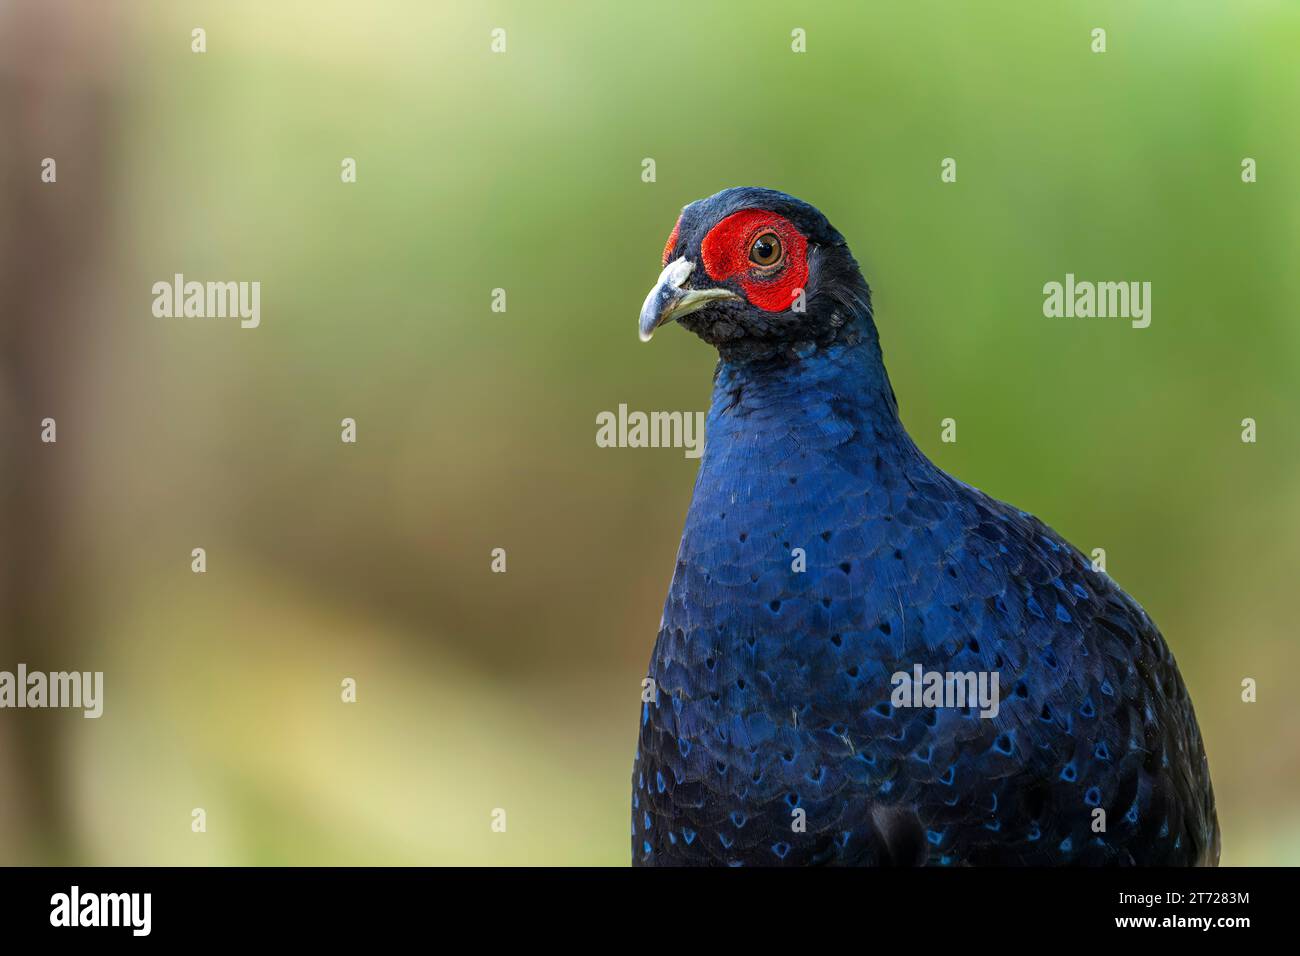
[707,320,909,452]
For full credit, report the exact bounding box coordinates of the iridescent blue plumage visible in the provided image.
[631,187,1218,866]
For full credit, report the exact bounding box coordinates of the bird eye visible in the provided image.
[749,232,782,267]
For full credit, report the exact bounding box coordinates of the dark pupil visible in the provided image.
[754,237,776,262]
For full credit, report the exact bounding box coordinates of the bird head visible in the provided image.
[638,187,873,357]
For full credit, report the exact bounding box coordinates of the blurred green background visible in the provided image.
[1,0,1297,865]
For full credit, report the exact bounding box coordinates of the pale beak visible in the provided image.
[638,257,740,342]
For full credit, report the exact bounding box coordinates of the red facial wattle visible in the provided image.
[662,216,682,266]
[699,210,809,313]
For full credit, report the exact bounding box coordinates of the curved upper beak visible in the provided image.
[638,257,740,342]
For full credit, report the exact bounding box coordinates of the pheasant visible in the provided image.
[630,187,1218,866]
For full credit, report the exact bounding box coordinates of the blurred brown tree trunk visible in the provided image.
[0,0,118,864]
